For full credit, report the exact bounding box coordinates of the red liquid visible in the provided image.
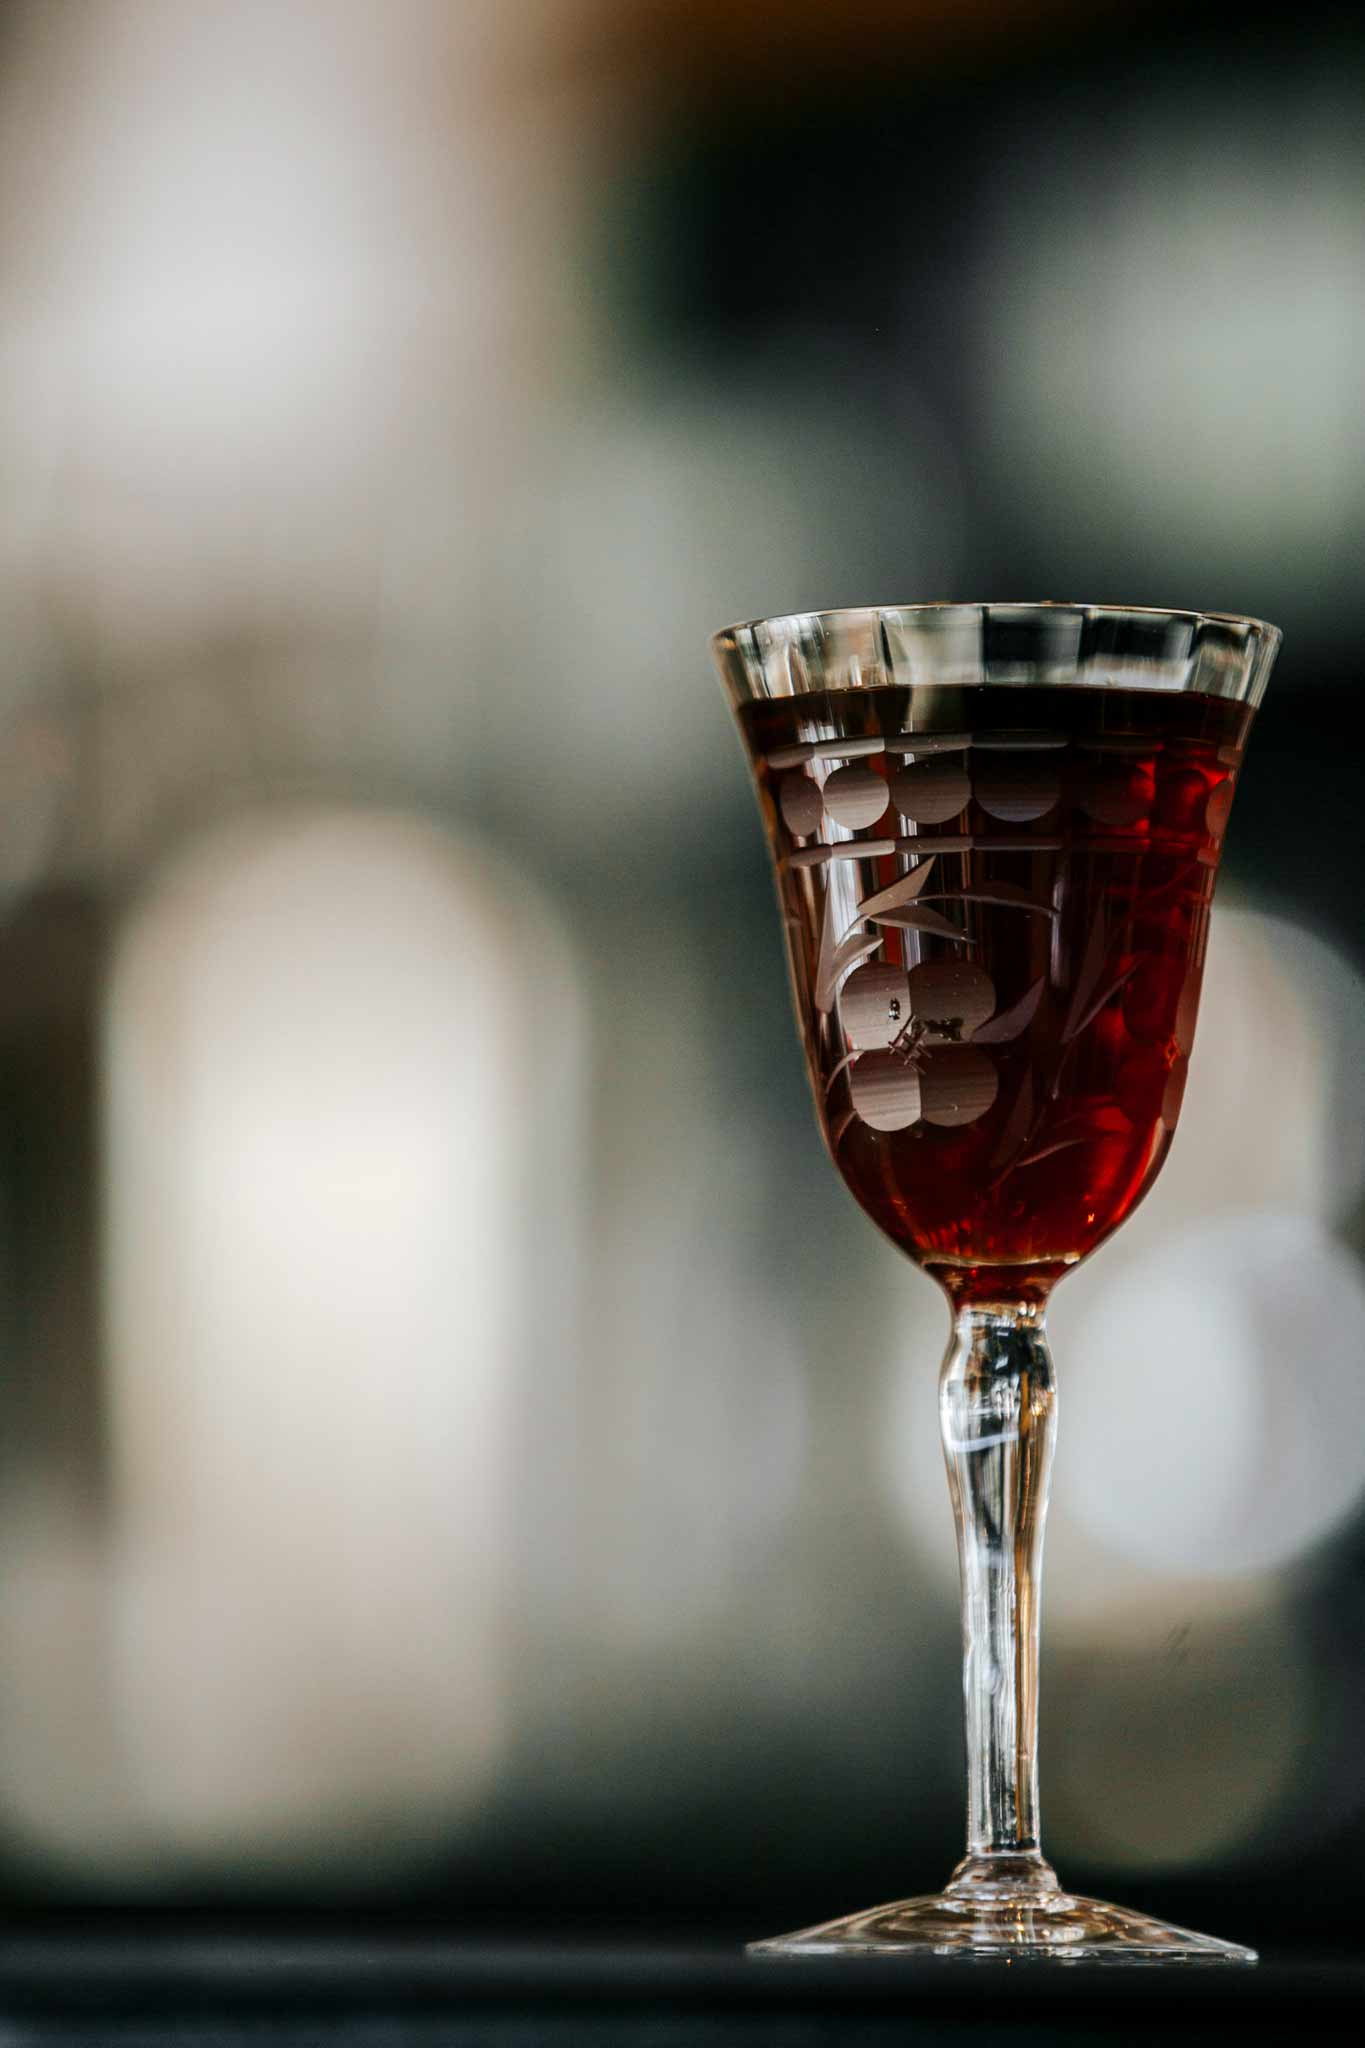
[740,683,1252,1303]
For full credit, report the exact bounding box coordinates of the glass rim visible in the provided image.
[712,599,1281,709]
[710,598,1281,651]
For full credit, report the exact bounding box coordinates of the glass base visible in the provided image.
[748,1856,1256,1964]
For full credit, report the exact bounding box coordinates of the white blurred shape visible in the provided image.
[1060,1211,1365,1578]
[89,804,582,1859]
[575,919,810,1658]
[1046,1601,1306,1872]
[1049,907,1365,1588]
[1169,905,1365,1222]
[0,704,72,907]
[488,369,961,837]
[3,1,479,480]
[885,905,1365,1611]
[598,1180,809,1648]
[0,0,590,660]
[979,76,1365,616]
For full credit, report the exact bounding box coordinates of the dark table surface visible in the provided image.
[1,1935,1361,2045]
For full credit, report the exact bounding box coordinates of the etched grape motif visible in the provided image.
[766,724,1232,1153]
[843,960,1003,1133]
[809,853,1045,1139]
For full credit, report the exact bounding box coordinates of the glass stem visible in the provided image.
[938,1299,1060,1897]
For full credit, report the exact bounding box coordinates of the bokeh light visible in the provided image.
[1044,1599,1309,1873]
[976,57,1365,636]
[0,805,586,1875]
[572,914,811,1655]
[885,905,1365,1616]
[876,903,1365,1878]
[484,368,962,844]
[1060,1211,1365,1577]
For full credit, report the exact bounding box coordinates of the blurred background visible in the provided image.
[0,0,1363,1952]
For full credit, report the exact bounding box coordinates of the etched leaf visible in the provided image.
[1063,959,1140,1045]
[989,1069,1035,1172]
[1029,1105,1131,1146]
[922,890,1057,919]
[829,1109,857,1154]
[1011,1135,1097,1171]
[951,878,1040,906]
[815,930,883,1015]
[815,856,948,1015]
[868,905,973,944]
[1007,1103,1133,1172]
[811,884,850,1019]
[973,975,1046,1045]
[856,858,936,923]
[1062,905,1110,1040]
[824,1049,858,1096]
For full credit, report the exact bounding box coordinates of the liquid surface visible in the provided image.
[740,683,1253,1300]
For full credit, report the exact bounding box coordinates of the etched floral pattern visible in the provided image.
[843,960,1003,1133]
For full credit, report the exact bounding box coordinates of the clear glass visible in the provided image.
[712,602,1280,1962]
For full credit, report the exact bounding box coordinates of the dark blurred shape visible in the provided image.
[554,0,1157,93]
[0,889,106,1505]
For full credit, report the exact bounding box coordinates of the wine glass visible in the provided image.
[711,602,1280,1961]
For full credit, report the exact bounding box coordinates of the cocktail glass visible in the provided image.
[712,602,1279,1961]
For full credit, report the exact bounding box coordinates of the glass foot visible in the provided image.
[749,1857,1256,1963]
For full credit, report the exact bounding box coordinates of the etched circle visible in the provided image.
[779,769,824,837]
[973,753,1061,823]
[1205,779,1235,841]
[919,1045,999,1127]
[850,1051,923,1132]
[1077,759,1154,828]
[890,755,971,825]
[1162,1053,1190,1127]
[906,961,997,1043]
[841,963,912,1050]
[823,762,889,831]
